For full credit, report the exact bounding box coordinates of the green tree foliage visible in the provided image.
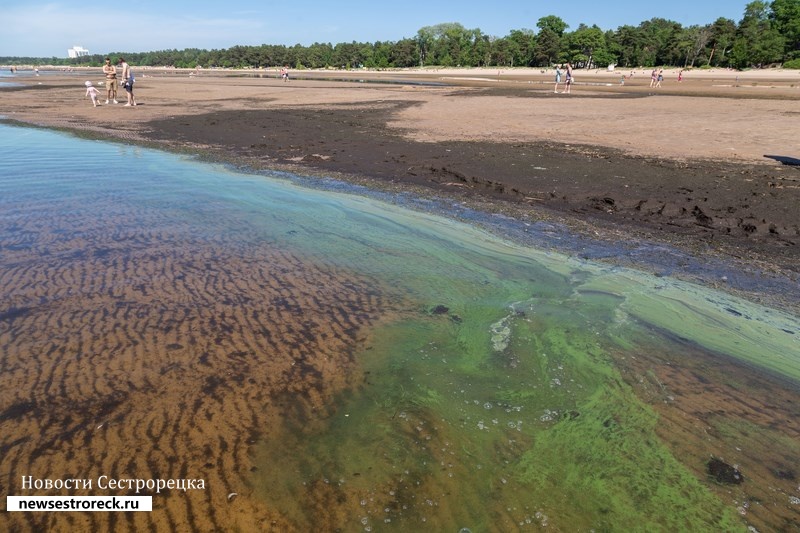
[565,24,608,68]
[614,25,647,67]
[707,18,738,66]
[533,16,568,66]
[730,1,786,67]
[507,29,537,67]
[537,15,569,36]
[770,0,800,59]
[415,26,435,67]
[415,23,484,67]
[533,28,561,66]
[636,18,683,66]
[389,38,418,67]
[4,2,800,70]
[673,25,713,68]
[332,41,367,69]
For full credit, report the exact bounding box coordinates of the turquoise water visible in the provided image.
[0,124,798,532]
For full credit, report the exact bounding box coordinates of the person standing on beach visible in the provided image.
[119,58,136,106]
[554,65,562,93]
[649,68,658,88]
[103,57,118,104]
[564,62,573,94]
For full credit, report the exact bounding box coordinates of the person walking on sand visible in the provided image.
[655,69,664,88]
[649,68,658,88]
[564,62,573,94]
[85,81,100,107]
[103,57,118,104]
[554,65,562,93]
[118,58,136,106]
[280,66,289,82]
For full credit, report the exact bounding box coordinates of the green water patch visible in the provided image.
[241,183,797,530]
[515,386,743,532]
[240,178,798,384]
[253,291,748,531]
[575,271,800,383]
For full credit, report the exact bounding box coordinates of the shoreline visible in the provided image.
[7,115,797,316]
[1,70,798,313]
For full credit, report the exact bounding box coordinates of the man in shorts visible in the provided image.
[118,57,136,106]
[103,57,118,104]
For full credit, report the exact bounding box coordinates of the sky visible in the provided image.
[1,1,749,58]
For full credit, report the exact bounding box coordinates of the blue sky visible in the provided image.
[2,1,748,58]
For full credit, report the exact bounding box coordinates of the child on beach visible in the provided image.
[85,81,100,107]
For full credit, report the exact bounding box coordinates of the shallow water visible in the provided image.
[0,69,23,88]
[0,124,798,532]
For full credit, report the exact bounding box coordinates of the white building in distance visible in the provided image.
[67,46,89,58]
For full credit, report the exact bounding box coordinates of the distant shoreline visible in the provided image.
[3,64,800,79]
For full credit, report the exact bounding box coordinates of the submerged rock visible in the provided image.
[707,457,744,485]
[431,304,449,315]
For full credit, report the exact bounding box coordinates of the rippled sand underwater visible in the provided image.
[0,125,798,532]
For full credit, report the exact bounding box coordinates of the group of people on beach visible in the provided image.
[85,57,136,107]
[647,68,685,87]
[553,63,573,94]
[649,68,664,88]
[552,64,683,91]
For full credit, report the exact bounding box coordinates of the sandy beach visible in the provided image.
[1,66,799,306]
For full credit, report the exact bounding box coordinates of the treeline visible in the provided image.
[3,1,799,70]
